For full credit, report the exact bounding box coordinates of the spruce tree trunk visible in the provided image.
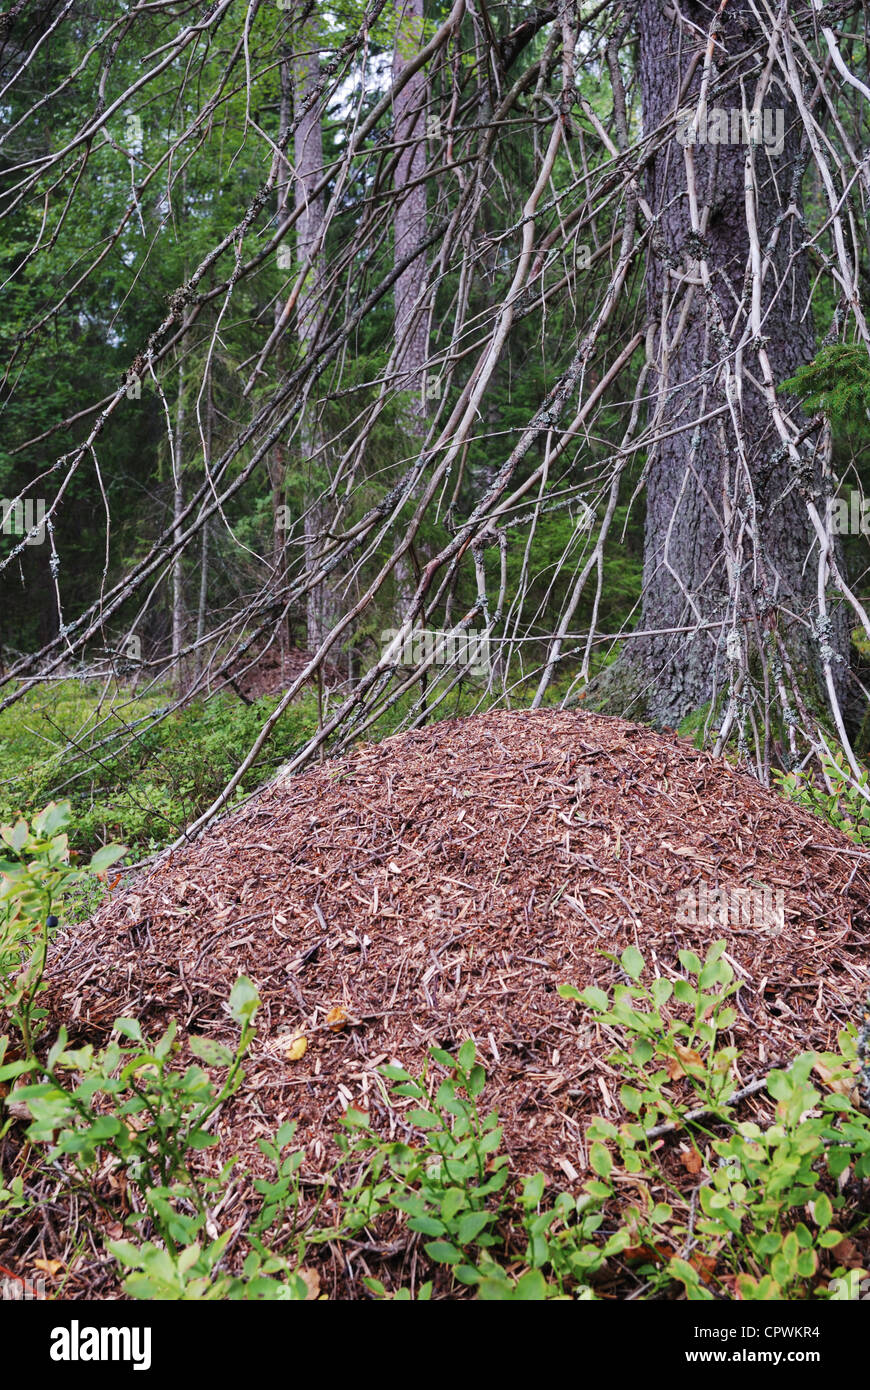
[393,0,429,414]
[272,47,292,677]
[627,0,847,727]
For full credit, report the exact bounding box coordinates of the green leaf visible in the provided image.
[89,843,127,873]
[381,1063,412,1081]
[557,982,583,1002]
[667,1257,713,1299]
[106,1239,145,1269]
[754,1233,781,1256]
[579,985,609,1011]
[424,1240,462,1264]
[3,821,29,853]
[457,1039,476,1071]
[189,1035,233,1066]
[456,1211,491,1244]
[186,1129,219,1149]
[441,1187,466,1222]
[813,1193,833,1229]
[477,1276,515,1300]
[32,802,71,837]
[228,975,260,1025]
[405,1108,440,1129]
[678,950,702,977]
[512,1269,549,1300]
[275,1121,297,1148]
[766,1069,793,1101]
[467,1064,486,1097]
[407,1216,446,1237]
[0,1059,37,1082]
[818,1229,845,1248]
[177,1243,202,1275]
[699,961,727,989]
[650,977,673,1006]
[522,1172,545,1206]
[589,1143,612,1179]
[114,1017,143,1042]
[88,1115,122,1139]
[619,1084,643,1114]
[620,945,644,980]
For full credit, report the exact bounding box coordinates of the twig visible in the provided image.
[645,1068,781,1140]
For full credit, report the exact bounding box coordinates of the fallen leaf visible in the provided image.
[829,1236,864,1268]
[299,1267,321,1300]
[4,1085,31,1122]
[681,1147,703,1175]
[32,1259,63,1279]
[812,1059,855,1097]
[674,1044,703,1069]
[285,1035,308,1061]
[624,1240,675,1264]
[689,1251,718,1283]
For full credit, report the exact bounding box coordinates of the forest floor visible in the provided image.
[225,641,344,703]
[5,707,868,1297]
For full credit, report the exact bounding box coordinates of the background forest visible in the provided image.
[4,0,870,1312]
[0,0,869,855]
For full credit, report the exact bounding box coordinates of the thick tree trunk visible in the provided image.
[393,0,429,413]
[271,47,292,677]
[627,0,847,727]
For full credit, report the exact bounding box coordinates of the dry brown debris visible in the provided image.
[224,642,342,702]
[43,707,870,1187]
